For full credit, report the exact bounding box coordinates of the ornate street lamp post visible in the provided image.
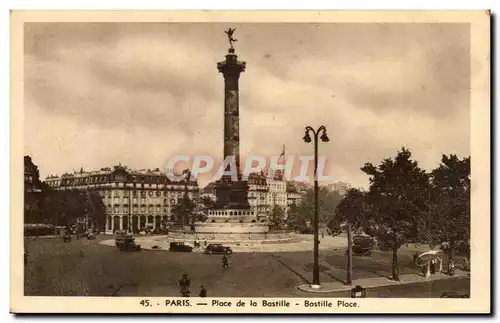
[303,125,329,288]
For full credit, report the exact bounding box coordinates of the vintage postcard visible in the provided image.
[11,11,490,314]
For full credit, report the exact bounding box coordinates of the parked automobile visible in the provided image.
[169,242,193,252]
[375,238,392,251]
[62,234,72,243]
[115,233,141,252]
[205,244,233,255]
[87,232,96,240]
[440,292,469,298]
[346,236,375,256]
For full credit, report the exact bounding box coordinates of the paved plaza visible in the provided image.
[24,235,469,297]
[99,234,351,252]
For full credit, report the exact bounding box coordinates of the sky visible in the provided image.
[24,22,471,188]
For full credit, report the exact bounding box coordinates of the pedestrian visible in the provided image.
[179,273,191,297]
[199,285,207,297]
[413,253,419,264]
[204,240,207,247]
[430,259,436,274]
[463,257,470,271]
[222,254,228,269]
[321,232,324,239]
[449,260,455,276]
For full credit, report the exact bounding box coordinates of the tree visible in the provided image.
[86,191,106,231]
[335,188,368,284]
[361,148,429,281]
[255,204,269,217]
[428,154,470,271]
[37,189,106,231]
[197,196,215,222]
[269,204,286,230]
[286,202,307,232]
[200,196,215,211]
[39,190,78,226]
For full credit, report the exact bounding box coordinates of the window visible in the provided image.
[141,191,146,197]
[156,191,161,197]
[133,191,138,197]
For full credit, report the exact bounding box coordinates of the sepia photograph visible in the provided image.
[11,10,490,314]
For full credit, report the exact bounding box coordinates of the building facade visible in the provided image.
[200,182,217,202]
[266,179,288,211]
[24,156,44,224]
[24,156,42,193]
[327,181,352,196]
[247,173,269,219]
[44,165,199,233]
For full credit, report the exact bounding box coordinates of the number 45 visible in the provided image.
[140,300,151,307]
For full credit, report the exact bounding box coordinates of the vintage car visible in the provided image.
[440,292,469,298]
[169,242,193,252]
[115,233,141,252]
[205,244,233,255]
[62,234,72,243]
